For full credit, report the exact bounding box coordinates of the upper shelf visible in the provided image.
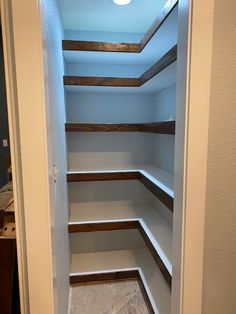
[64,45,177,88]
[65,121,175,135]
[62,1,178,54]
[64,61,176,93]
[62,4,178,68]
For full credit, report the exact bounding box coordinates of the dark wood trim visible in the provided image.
[62,0,178,54]
[140,45,177,84]
[68,220,171,288]
[64,76,141,87]
[69,220,139,233]
[138,173,174,212]
[64,45,177,87]
[70,269,139,285]
[140,0,178,50]
[65,121,175,135]
[138,121,175,134]
[138,224,172,289]
[67,171,139,182]
[70,269,155,313]
[66,123,140,132]
[67,170,173,211]
[136,271,155,314]
[62,40,141,53]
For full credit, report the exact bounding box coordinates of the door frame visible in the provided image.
[1,1,55,313]
[1,0,216,313]
[172,0,215,313]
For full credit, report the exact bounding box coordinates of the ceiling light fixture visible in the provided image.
[113,0,132,6]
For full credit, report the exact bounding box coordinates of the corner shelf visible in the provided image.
[64,45,177,88]
[67,165,174,212]
[70,248,171,314]
[62,1,178,54]
[69,204,172,286]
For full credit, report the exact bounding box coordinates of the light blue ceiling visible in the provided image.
[58,0,167,34]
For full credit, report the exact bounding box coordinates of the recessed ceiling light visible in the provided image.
[113,0,132,6]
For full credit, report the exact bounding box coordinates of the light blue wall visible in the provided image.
[153,84,176,173]
[65,63,148,77]
[66,92,155,123]
[154,84,176,121]
[65,30,143,42]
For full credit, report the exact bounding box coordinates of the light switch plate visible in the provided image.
[3,139,8,147]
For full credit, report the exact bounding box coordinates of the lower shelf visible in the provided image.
[69,205,172,279]
[70,248,171,314]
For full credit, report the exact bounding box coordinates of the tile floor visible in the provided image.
[70,279,151,314]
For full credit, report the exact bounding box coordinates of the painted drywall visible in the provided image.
[153,84,176,174]
[40,0,70,313]
[154,84,176,121]
[0,27,10,188]
[202,0,236,313]
[65,62,148,78]
[66,92,155,169]
[67,132,154,170]
[65,30,143,42]
[58,0,167,34]
[66,92,155,123]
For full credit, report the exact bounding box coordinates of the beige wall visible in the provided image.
[202,0,236,313]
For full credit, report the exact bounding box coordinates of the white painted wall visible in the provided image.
[202,0,236,313]
[66,92,155,123]
[153,84,176,174]
[65,30,143,42]
[40,0,70,313]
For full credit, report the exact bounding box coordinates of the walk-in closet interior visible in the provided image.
[57,0,179,312]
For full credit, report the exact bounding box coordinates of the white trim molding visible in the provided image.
[172,0,215,313]
[1,1,30,312]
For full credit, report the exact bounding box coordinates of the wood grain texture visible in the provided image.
[68,220,171,288]
[140,0,178,50]
[65,121,175,134]
[70,269,139,285]
[63,45,177,87]
[140,45,177,84]
[139,172,174,212]
[69,220,139,233]
[67,171,139,182]
[62,40,141,53]
[64,76,141,87]
[62,1,178,54]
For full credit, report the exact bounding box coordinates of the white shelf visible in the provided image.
[71,248,171,314]
[69,205,172,275]
[68,164,174,198]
